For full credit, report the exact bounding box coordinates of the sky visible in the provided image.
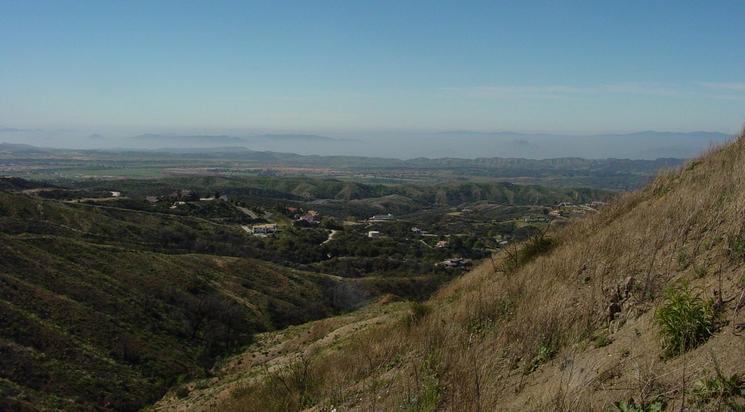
[1,0,744,136]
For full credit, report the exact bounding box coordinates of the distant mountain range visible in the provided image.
[128,133,340,148]
[95,130,740,159]
[0,128,735,159]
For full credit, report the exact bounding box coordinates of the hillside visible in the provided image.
[0,191,396,411]
[69,176,611,214]
[158,133,745,411]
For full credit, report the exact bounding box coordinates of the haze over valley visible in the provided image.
[0,128,734,159]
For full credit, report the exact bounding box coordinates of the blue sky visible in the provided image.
[1,0,744,134]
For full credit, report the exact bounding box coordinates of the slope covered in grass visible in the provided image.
[0,191,388,411]
[185,133,745,411]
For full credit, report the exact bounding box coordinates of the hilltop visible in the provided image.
[158,132,745,411]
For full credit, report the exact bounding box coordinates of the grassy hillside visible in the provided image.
[162,177,610,206]
[66,175,611,218]
[0,191,396,411]
[169,133,745,411]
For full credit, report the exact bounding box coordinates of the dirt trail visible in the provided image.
[321,229,339,245]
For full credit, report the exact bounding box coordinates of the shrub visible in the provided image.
[691,371,742,408]
[519,235,556,265]
[406,302,432,327]
[614,398,666,412]
[654,284,718,357]
[503,233,557,273]
[526,336,559,373]
[175,386,190,399]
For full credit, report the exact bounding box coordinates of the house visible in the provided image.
[296,211,320,224]
[435,240,448,248]
[251,224,278,235]
[439,257,472,268]
[368,230,382,238]
[523,215,549,223]
[177,189,199,201]
[411,227,423,234]
[369,213,394,223]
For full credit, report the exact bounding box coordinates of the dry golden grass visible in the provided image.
[164,132,745,411]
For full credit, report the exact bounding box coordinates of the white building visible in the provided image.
[252,224,278,235]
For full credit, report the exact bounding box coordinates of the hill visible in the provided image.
[0,190,395,411]
[159,132,745,411]
[70,176,611,215]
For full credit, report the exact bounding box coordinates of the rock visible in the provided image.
[607,302,622,321]
[623,276,635,296]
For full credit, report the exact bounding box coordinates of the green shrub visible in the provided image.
[527,337,559,373]
[175,386,190,399]
[654,284,718,357]
[503,234,557,273]
[691,371,742,408]
[614,398,666,412]
[405,302,432,327]
[519,235,556,265]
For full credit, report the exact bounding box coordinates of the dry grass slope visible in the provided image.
[161,132,745,411]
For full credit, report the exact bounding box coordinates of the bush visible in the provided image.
[654,284,718,357]
[175,386,190,399]
[526,331,560,373]
[614,398,666,412]
[503,233,557,273]
[691,371,742,408]
[406,302,432,327]
[520,235,556,265]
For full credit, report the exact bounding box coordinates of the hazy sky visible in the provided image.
[1,1,744,134]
